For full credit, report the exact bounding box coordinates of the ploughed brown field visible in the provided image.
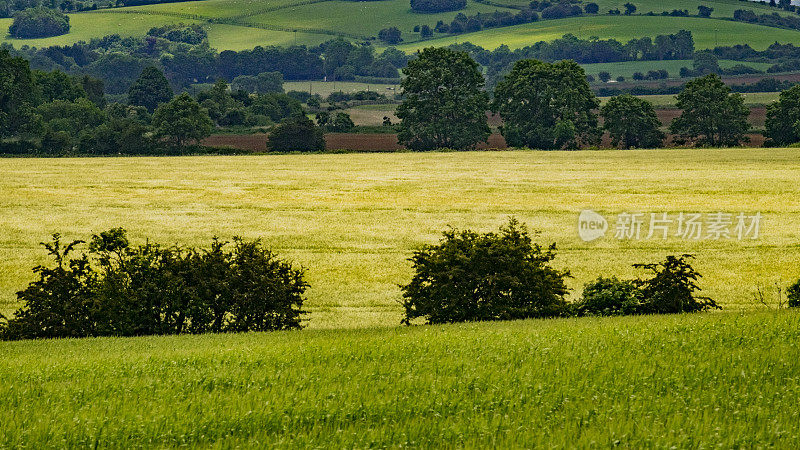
[203,107,768,151]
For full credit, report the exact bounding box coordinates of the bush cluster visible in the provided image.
[577,255,720,316]
[9,7,69,38]
[401,220,722,325]
[410,0,465,13]
[0,229,307,340]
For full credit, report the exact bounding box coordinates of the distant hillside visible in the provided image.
[3,0,800,51]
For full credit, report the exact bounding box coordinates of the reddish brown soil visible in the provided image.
[204,106,766,152]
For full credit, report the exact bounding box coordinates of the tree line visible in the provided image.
[0,50,304,155]
[394,47,755,150]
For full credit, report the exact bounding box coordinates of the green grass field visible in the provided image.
[582,59,774,80]
[397,15,800,51]
[2,310,800,446]
[3,0,800,52]
[284,81,400,97]
[2,149,800,328]
[597,91,781,107]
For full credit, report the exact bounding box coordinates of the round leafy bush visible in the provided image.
[401,219,571,324]
[9,7,70,39]
[267,115,325,152]
[410,0,466,13]
[787,279,800,307]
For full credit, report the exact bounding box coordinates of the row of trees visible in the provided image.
[8,7,69,38]
[396,47,752,150]
[1,52,304,154]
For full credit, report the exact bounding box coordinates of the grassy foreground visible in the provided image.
[1,310,799,447]
[2,149,800,327]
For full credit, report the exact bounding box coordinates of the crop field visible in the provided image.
[2,149,800,328]
[597,91,781,107]
[1,310,799,446]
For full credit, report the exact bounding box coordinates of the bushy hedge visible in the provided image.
[410,0,465,13]
[9,7,69,38]
[0,229,307,340]
[401,219,571,324]
[577,255,719,316]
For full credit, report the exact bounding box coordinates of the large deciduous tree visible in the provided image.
[128,66,174,113]
[601,94,664,149]
[765,84,800,146]
[492,59,600,150]
[397,47,490,151]
[0,48,35,138]
[152,93,213,149]
[670,74,749,147]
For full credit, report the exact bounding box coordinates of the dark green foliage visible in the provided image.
[231,72,284,94]
[601,94,664,149]
[0,48,36,138]
[697,5,713,17]
[327,112,355,132]
[397,47,490,151]
[765,85,800,146]
[9,7,69,38]
[577,277,641,316]
[579,255,718,316]
[152,93,214,148]
[401,219,571,325]
[378,27,402,44]
[0,229,307,340]
[634,255,719,314]
[146,23,207,45]
[410,0,465,13]
[267,115,325,152]
[584,2,598,13]
[493,59,599,150]
[787,279,800,308]
[78,117,154,155]
[128,66,174,113]
[670,74,750,147]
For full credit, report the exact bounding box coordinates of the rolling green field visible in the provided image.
[582,59,774,80]
[3,0,800,51]
[2,149,800,328]
[597,91,781,107]
[397,15,800,51]
[2,310,800,446]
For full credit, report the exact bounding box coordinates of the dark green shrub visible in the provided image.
[577,277,641,316]
[634,255,719,314]
[0,229,307,340]
[401,219,571,325]
[410,0,465,13]
[267,115,325,152]
[9,7,70,39]
[787,280,800,307]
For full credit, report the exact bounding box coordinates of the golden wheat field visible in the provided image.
[1,149,799,328]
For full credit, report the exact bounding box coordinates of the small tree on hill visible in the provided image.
[128,66,174,113]
[401,218,571,325]
[623,2,636,15]
[584,2,599,14]
[697,5,713,17]
[670,74,749,147]
[378,27,402,45]
[634,255,719,314]
[397,47,490,151]
[601,94,664,148]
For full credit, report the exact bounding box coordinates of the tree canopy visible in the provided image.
[493,59,599,149]
[670,74,750,147]
[397,47,490,151]
[601,94,664,149]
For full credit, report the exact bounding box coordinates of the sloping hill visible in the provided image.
[2,0,800,51]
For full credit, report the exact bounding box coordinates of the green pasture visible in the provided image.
[2,310,800,447]
[582,59,774,80]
